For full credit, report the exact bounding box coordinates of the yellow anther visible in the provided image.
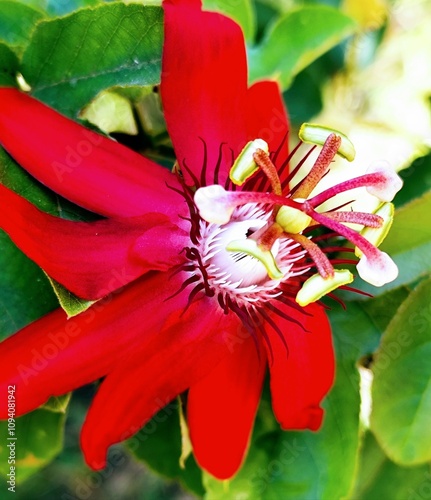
[355,203,394,257]
[296,269,354,306]
[229,139,269,185]
[299,123,356,161]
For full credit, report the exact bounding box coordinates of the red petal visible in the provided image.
[163,0,201,6]
[80,299,237,470]
[246,80,289,159]
[0,271,189,417]
[188,328,266,479]
[0,184,189,299]
[266,302,334,430]
[0,88,183,218]
[161,4,248,185]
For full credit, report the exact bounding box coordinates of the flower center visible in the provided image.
[190,125,402,307]
[202,209,273,287]
[194,202,305,306]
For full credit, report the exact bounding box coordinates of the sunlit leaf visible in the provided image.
[80,89,138,135]
[351,431,431,500]
[371,277,431,465]
[203,0,256,42]
[248,5,356,89]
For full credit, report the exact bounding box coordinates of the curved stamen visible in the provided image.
[287,233,334,278]
[252,149,282,196]
[355,203,394,257]
[184,123,400,315]
[309,167,402,207]
[194,186,301,225]
[322,211,383,227]
[296,270,354,306]
[282,144,316,192]
[304,205,384,259]
[291,133,341,199]
[229,139,269,186]
[304,206,398,286]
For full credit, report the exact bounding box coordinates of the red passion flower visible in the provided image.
[0,0,401,479]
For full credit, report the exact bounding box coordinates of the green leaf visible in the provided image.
[255,0,294,14]
[45,275,95,318]
[0,1,45,55]
[351,431,431,500]
[40,394,71,413]
[352,191,431,298]
[357,287,411,334]
[384,191,431,254]
[395,153,431,207]
[80,89,138,135]
[0,215,60,337]
[8,0,47,10]
[202,388,281,499]
[0,42,19,87]
[371,277,431,465]
[135,87,167,138]
[203,0,256,42]
[128,401,204,497]
[45,0,100,16]
[0,406,66,483]
[0,148,62,337]
[205,303,378,499]
[0,232,58,341]
[0,146,99,220]
[248,5,356,89]
[22,4,163,116]
[283,67,324,127]
[0,147,99,319]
